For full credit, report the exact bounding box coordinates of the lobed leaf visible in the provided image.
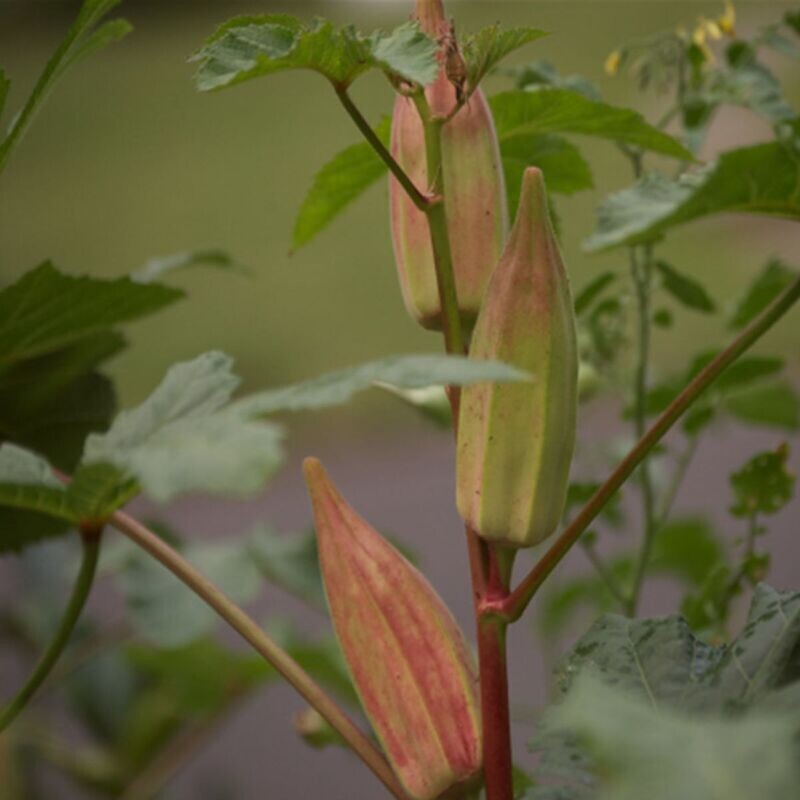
[231,354,530,416]
[83,351,285,503]
[585,142,800,251]
[729,444,795,518]
[0,263,181,366]
[192,17,438,92]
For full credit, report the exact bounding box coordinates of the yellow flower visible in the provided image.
[718,0,736,36]
[692,19,717,63]
[604,49,621,76]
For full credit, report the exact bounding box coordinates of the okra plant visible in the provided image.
[1,1,799,798]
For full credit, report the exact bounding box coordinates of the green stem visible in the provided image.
[108,509,409,800]
[581,542,629,610]
[0,529,101,731]
[626,245,657,616]
[656,434,700,524]
[335,86,430,212]
[501,273,800,623]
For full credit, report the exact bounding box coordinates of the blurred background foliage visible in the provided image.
[2,1,797,427]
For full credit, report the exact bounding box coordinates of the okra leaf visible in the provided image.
[249,526,326,610]
[654,260,716,313]
[0,445,135,552]
[490,89,692,160]
[132,248,248,284]
[292,118,391,251]
[501,133,593,217]
[729,444,795,518]
[547,675,800,800]
[729,259,798,329]
[506,59,600,100]
[83,351,285,503]
[126,638,271,713]
[0,0,131,175]
[231,354,530,416]
[585,141,800,251]
[724,381,800,430]
[573,273,617,315]
[192,17,438,92]
[118,535,263,647]
[0,263,181,366]
[648,517,724,587]
[462,26,548,91]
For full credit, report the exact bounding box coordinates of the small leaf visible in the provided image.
[490,89,692,160]
[131,249,247,284]
[586,142,800,251]
[724,381,800,430]
[649,517,723,586]
[506,59,600,100]
[574,273,616,315]
[192,17,438,92]
[654,260,716,312]
[292,118,390,251]
[729,259,798,330]
[729,444,795,518]
[83,351,285,503]
[231,354,530,416]
[0,263,181,366]
[462,26,548,90]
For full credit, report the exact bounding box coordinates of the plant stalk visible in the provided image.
[626,245,657,615]
[502,272,800,622]
[109,509,410,800]
[335,86,430,212]
[0,528,101,731]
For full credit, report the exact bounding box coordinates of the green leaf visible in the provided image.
[585,142,800,251]
[506,59,600,100]
[0,0,130,174]
[126,638,270,713]
[490,89,692,160]
[549,674,800,800]
[654,260,716,313]
[574,273,617,315]
[729,444,795,518]
[724,381,800,430]
[192,17,438,92]
[649,517,723,586]
[131,249,247,284]
[0,445,135,552]
[701,585,800,705]
[0,263,181,366]
[83,351,285,503]
[119,536,263,646]
[249,526,325,610]
[231,354,530,416]
[501,133,593,217]
[462,26,547,91]
[292,118,390,251]
[729,259,798,329]
[0,444,74,523]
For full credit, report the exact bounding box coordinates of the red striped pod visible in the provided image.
[303,458,482,800]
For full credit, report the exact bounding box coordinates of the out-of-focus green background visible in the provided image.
[1,0,798,425]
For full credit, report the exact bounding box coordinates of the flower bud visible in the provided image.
[456,167,578,548]
[389,0,508,330]
[303,458,482,800]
